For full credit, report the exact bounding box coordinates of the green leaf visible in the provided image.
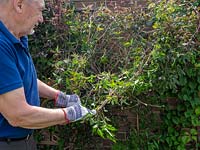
[92,124,98,129]
[97,128,105,139]
[104,128,113,137]
[166,137,173,146]
[123,42,132,47]
[186,68,194,77]
[191,116,200,126]
[168,127,175,134]
[191,136,197,142]
[179,76,187,86]
[172,117,179,124]
[104,128,116,142]
[177,144,185,150]
[195,107,200,115]
[183,94,190,101]
[184,110,192,118]
[197,76,200,84]
[181,136,190,144]
[153,22,159,29]
[105,124,117,131]
[190,129,197,136]
[188,81,197,90]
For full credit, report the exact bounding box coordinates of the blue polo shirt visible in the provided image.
[0,21,40,138]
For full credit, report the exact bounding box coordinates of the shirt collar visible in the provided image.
[0,20,28,49]
[0,20,21,44]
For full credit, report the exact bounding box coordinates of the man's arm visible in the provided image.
[37,79,82,107]
[0,87,66,129]
[37,79,58,99]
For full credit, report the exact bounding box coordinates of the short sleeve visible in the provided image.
[0,41,23,94]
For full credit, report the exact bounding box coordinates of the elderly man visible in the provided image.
[0,0,95,149]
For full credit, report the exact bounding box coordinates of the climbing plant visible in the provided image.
[29,0,200,149]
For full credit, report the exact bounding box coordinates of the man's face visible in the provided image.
[20,0,45,35]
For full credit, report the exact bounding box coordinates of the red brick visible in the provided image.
[116,132,127,141]
[103,139,113,146]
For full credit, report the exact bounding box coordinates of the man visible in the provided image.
[0,0,95,149]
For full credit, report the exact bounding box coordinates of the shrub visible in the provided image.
[29,0,200,149]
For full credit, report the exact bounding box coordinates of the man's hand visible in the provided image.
[63,104,96,122]
[55,91,81,107]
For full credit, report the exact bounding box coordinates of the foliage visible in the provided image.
[148,0,200,149]
[112,129,161,150]
[29,0,200,149]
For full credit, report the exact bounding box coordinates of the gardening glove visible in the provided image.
[55,91,81,107]
[63,103,96,123]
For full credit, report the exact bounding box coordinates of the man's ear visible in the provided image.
[12,0,25,13]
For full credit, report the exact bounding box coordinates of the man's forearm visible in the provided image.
[0,86,67,130]
[37,79,58,99]
[9,105,66,129]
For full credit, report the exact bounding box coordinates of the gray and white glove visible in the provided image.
[55,91,81,107]
[63,104,96,123]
